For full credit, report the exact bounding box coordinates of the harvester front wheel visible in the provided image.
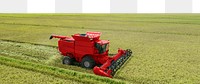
[63,56,73,65]
[81,56,95,69]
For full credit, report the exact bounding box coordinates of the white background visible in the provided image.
[192,0,200,13]
[55,0,82,13]
[137,0,165,13]
[165,0,192,13]
[0,0,27,13]
[27,0,55,13]
[82,0,110,13]
[110,0,137,13]
[0,0,200,13]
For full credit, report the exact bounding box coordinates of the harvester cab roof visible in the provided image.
[72,32,100,42]
[96,40,109,45]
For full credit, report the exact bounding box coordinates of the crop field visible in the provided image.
[0,14,200,84]
[0,64,81,84]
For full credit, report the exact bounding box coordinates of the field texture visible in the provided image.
[0,64,81,84]
[0,14,200,84]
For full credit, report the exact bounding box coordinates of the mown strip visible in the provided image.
[0,56,125,84]
[0,39,58,63]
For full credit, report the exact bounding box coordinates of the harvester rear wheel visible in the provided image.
[81,56,95,69]
[62,56,73,65]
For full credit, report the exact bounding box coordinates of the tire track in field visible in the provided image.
[1,14,200,21]
[0,22,81,29]
[0,39,57,48]
[0,22,199,36]
[1,14,200,24]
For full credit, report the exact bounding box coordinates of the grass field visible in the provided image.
[0,14,200,84]
[0,64,81,84]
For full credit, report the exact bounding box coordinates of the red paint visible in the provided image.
[50,32,130,78]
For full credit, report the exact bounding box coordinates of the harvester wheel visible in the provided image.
[62,56,73,65]
[81,56,95,69]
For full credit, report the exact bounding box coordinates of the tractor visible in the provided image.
[50,32,132,78]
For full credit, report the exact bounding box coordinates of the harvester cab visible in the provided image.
[50,32,133,78]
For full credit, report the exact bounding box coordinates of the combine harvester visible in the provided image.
[50,32,133,78]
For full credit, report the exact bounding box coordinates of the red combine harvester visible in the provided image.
[50,32,132,78]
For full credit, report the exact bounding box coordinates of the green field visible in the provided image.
[0,14,200,84]
[0,64,81,84]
